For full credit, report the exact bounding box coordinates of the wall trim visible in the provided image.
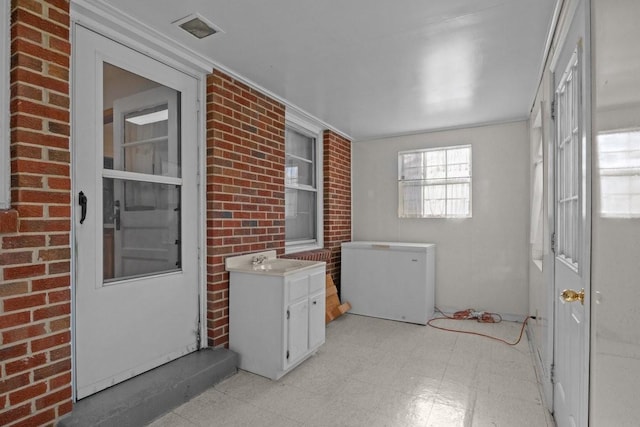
[353,116,528,143]
[0,0,10,210]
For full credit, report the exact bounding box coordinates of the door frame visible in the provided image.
[70,3,210,401]
[547,0,592,423]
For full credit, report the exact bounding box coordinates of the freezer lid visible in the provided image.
[341,241,435,251]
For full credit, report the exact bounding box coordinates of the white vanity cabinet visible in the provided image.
[228,263,326,380]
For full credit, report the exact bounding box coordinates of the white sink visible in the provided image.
[225,251,325,276]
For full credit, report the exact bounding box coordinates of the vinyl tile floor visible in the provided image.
[149,314,555,427]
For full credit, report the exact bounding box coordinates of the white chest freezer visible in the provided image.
[341,241,435,325]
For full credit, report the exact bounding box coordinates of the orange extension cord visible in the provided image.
[427,307,534,346]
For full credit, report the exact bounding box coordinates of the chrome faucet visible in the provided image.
[251,255,268,265]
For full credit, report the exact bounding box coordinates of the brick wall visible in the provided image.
[206,70,286,347]
[323,130,351,289]
[0,0,72,426]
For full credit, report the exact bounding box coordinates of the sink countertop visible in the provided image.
[225,251,325,276]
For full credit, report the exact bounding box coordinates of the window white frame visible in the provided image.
[597,128,640,218]
[398,145,472,218]
[284,110,323,253]
[0,0,10,210]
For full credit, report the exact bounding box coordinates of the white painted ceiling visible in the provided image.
[101,0,557,140]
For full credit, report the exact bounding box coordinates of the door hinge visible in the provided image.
[286,309,290,320]
[551,99,556,121]
[551,232,556,254]
[286,350,289,360]
[550,363,555,384]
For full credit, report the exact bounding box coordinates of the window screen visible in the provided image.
[398,145,472,218]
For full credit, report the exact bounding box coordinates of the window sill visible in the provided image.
[285,242,323,255]
[0,209,18,234]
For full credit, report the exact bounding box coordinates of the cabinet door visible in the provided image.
[287,298,309,366]
[308,291,325,349]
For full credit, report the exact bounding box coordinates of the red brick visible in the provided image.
[49,343,71,361]
[0,402,31,425]
[48,260,70,274]
[33,358,71,381]
[10,111,43,130]
[48,233,69,246]
[11,20,43,43]
[4,293,47,312]
[35,385,71,410]
[37,247,70,261]
[15,203,44,216]
[11,142,43,159]
[11,81,43,101]
[12,128,68,148]
[6,352,48,375]
[32,275,69,291]
[11,7,69,40]
[0,281,29,297]
[48,371,71,391]
[29,330,69,353]
[18,218,70,232]
[2,234,46,249]
[0,373,30,394]
[12,158,69,176]
[0,343,28,361]
[10,52,43,72]
[2,323,46,344]
[48,177,70,190]
[48,205,71,218]
[0,209,19,233]
[0,250,33,265]
[3,263,46,280]
[11,98,69,122]
[0,311,31,329]
[11,408,56,427]
[9,382,48,405]
[33,302,70,320]
[49,315,70,331]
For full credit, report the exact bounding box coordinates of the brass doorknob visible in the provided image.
[561,289,585,305]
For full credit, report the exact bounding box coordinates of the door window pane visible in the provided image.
[102,62,183,282]
[103,178,181,281]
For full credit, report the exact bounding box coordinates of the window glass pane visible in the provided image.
[400,152,424,179]
[103,63,181,178]
[103,178,180,282]
[398,145,471,218]
[598,130,640,217]
[285,156,314,186]
[285,188,316,241]
[285,128,314,160]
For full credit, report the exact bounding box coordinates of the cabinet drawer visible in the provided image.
[309,270,325,294]
[288,274,308,302]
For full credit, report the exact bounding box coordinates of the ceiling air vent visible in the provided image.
[174,13,223,39]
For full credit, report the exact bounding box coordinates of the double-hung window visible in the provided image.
[284,112,323,252]
[398,145,472,218]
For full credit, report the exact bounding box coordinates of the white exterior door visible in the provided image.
[73,26,200,399]
[552,6,590,424]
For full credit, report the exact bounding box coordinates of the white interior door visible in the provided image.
[552,20,590,427]
[73,26,200,399]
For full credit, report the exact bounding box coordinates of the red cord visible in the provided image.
[428,307,531,346]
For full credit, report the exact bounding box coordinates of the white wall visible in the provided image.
[591,0,640,423]
[352,121,530,317]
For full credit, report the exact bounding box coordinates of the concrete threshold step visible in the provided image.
[59,348,238,427]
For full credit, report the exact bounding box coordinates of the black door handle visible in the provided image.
[114,200,121,231]
[79,191,87,224]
